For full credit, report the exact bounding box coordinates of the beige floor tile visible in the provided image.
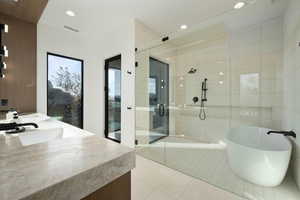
[178,178,246,200]
[132,155,246,200]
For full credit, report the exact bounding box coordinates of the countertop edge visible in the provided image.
[22,150,136,200]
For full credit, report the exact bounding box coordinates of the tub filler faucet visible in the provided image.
[267,130,296,138]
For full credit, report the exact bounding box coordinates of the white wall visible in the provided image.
[283,0,300,189]
[37,20,136,147]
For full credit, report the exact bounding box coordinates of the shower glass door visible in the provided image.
[149,57,169,143]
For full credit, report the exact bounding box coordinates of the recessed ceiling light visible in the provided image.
[66,10,76,17]
[234,2,246,9]
[180,24,188,30]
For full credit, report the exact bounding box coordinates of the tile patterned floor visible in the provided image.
[132,155,246,200]
[136,136,300,200]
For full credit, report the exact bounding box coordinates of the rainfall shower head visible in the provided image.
[188,68,197,74]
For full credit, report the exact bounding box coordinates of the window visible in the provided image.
[47,53,83,128]
[105,55,121,143]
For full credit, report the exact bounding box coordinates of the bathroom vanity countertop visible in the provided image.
[0,114,135,200]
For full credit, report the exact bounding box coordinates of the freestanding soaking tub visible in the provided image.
[225,126,292,187]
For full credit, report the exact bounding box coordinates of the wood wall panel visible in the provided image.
[0,0,48,23]
[0,14,36,113]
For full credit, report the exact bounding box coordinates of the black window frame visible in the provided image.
[46,52,84,129]
[104,54,122,143]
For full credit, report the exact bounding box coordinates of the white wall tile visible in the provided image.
[283,0,300,189]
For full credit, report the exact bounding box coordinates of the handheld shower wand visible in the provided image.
[199,78,208,120]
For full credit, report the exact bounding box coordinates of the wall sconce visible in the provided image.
[0,57,6,79]
[0,46,8,57]
[0,61,6,69]
[0,24,8,33]
[0,69,5,78]
[0,23,8,79]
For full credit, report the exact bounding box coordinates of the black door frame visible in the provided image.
[149,57,170,144]
[104,55,122,143]
[47,52,84,129]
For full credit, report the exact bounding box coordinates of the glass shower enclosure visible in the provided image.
[134,17,298,200]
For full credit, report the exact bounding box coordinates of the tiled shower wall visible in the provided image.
[283,0,300,189]
[175,37,231,142]
[174,18,283,142]
[135,17,284,144]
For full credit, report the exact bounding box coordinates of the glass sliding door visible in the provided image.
[149,57,169,143]
[105,55,122,142]
[47,53,83,128]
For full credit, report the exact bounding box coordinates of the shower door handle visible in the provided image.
[158,104,165,116]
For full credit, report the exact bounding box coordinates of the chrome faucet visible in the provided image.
[267,130,296,138]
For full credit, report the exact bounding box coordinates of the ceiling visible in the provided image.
[40,0,288,36]
[169,23,228,47]
[0,0,48,23]
[160,0,289,49]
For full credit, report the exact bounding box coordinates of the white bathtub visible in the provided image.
[225,127,292,187]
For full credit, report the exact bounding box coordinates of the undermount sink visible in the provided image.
[18,128,63,146]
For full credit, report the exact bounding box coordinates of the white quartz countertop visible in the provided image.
[0,114,135,200]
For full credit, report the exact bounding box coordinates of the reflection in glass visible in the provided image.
[240,73,259,107]
[47,53,83,128]
[108,68,121,133]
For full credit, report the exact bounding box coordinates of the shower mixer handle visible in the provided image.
[192,97,199,104]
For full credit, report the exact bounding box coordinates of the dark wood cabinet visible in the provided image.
[82,172,131,200]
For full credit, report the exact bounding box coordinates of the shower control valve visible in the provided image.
[192,97,199,104]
